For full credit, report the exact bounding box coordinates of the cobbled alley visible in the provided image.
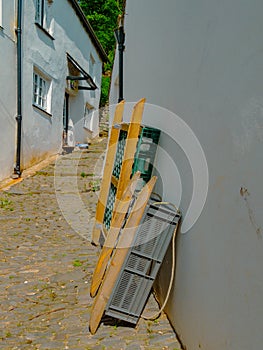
[0,138,182,350]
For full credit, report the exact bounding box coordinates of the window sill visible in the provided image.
[35,22,54,40]
[33,104,52,117]
[83,126,92,132]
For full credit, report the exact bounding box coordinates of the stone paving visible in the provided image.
[0,138,182,350]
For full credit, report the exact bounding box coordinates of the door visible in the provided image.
[63,93,69,145]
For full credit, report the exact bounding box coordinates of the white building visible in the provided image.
[110,1,263,349]
[0,0,107,181]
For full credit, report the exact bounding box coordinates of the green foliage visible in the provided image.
[73,259,83,267]
[0,198,14,211]
[101,75,111,106]
[79,0,125,105]
[89,180,100,192]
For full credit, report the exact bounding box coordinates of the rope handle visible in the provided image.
[150,192,162,202]
[141,200,180,321]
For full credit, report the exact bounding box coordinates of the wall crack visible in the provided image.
[240,187,262,239]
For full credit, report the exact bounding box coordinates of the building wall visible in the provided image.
[0,0,103,180]
[0,1,17,180]
[110,1,263,349]
[21,0,102,170]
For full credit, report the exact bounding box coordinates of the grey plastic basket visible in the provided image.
[105,201,181,325]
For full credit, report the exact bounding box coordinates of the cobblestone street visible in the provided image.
[0,138,182,350]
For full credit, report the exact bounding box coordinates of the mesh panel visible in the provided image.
[133,216,164,247]
[103,183,117,230]
[112,130,127,179]
[111,271,142,313]
[127,253,151,274]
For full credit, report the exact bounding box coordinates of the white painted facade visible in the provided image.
[0,1,17,180]
[0,0,106,181]
[110,1,263,349]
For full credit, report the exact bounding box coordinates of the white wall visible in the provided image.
[21,0,102,170]
[0,1,17,180]
[0,0,103,180]
[110,1,263,349]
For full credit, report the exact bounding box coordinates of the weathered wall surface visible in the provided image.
[0,2,17,180]
[110,1,263,349]
[0,0,102,180]
[21,0,102,170]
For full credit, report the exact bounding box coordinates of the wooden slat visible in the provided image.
[90,171,141,298]
[120,123,129,132]
[91,101,125,245]
[89,176,157,334]
[111,174,119,189]
[111,98,145,221]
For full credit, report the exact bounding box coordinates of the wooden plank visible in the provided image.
[90,171,141,298]
[111,98,145,220]
[89,176,157,334]
[120,123,129,132]
[111,174,119,189]
[91,101,125,245]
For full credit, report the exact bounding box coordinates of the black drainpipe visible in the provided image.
[114,23,125,103]
[14,0,23,177]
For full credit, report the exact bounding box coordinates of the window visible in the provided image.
[35,0,44,26]
[89,55,96,98]
[35,0,54,37]
[84,104,95,131]
[33,69,51,113]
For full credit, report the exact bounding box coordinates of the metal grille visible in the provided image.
[105,202,180,324]
[103,183,117,230]
[103,130,127,230]
[112,129,127,179]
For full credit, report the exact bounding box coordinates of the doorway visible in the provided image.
[63,93,69,146]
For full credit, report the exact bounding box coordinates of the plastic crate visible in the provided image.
[105,201,180,325]
[132,126,161,183]
[103,126,160,231]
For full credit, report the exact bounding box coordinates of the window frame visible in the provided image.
[33,69,52,115]
[89,54,96,98]
[84,104,94,131]
[35,0,45,27]
[35,0,54,39]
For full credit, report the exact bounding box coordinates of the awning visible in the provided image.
[66,53,97,91]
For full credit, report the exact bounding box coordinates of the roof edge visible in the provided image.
[69,0,108,62]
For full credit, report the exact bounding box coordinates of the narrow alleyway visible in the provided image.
[0,137,182,350]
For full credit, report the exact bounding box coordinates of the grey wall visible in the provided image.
[0,1,16,180]
[111,1,263,349]
[21,0,102,170]
[0,0,102,180]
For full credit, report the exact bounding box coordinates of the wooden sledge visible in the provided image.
[91,98,145,245]
[89,176,157,335]
[90,171,141,298]
[91,101,125,245]
[112,98,145,218]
